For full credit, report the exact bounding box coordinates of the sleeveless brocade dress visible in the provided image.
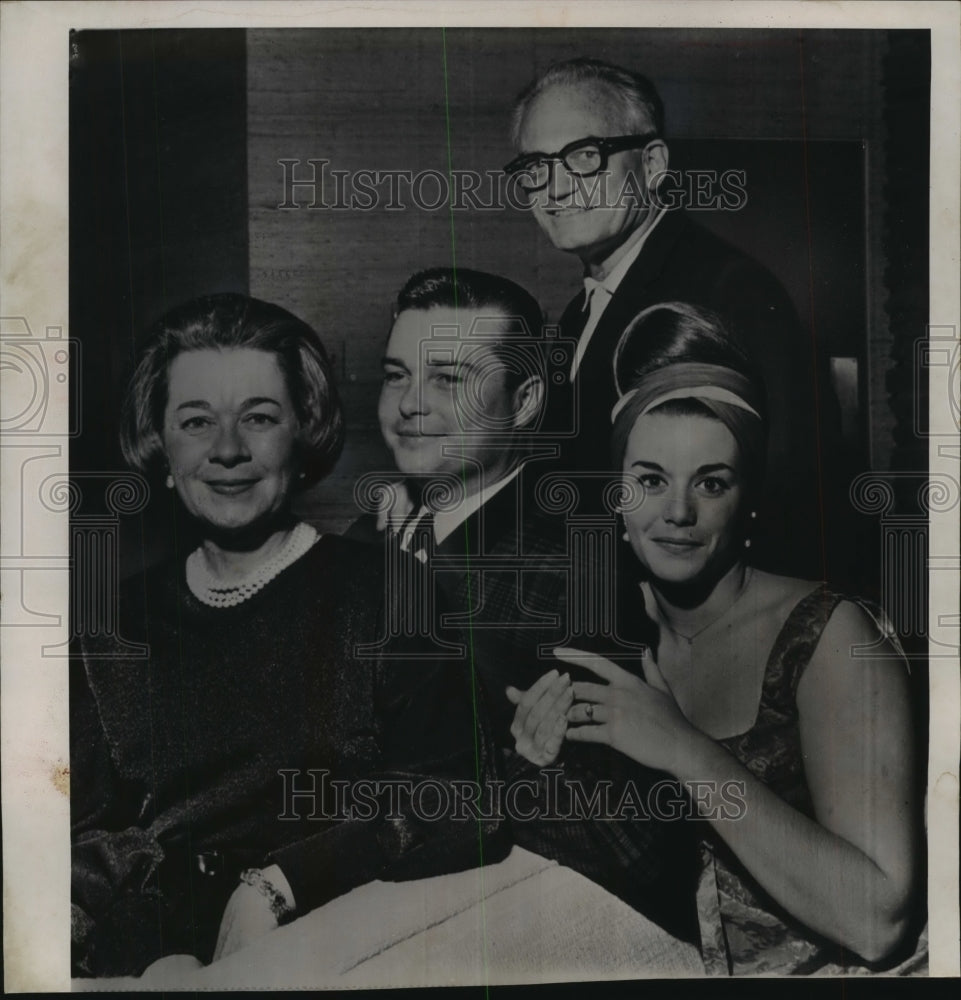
[695,585,927,975]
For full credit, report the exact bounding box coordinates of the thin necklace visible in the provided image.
[651,566,754,646]
[186,522,319,608]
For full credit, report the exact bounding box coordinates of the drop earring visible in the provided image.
[165,473,174,489]
[744,510,757,548]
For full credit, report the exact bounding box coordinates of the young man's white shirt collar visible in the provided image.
[401,464,523,557]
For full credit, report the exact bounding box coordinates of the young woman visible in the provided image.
[518,302,923,974]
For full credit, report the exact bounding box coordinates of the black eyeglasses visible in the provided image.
[503,134,659,191]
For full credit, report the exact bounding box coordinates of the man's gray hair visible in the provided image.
[510,57,665,147]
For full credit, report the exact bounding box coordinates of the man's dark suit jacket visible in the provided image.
[547,208,861,585]
[347,467,699,942]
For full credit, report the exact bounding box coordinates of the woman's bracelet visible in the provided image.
[239,868,295,925]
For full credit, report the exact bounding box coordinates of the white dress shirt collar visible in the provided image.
[571,207,667,379]
[401,464,524,556]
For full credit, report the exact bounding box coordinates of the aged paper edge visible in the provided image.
[1,0,958,990]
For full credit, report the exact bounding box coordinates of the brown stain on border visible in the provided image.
[51,762,70,797]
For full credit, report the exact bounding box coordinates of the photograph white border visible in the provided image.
[1,1,958,990]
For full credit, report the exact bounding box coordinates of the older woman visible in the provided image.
[71,293,504,979]
[520,303,923,974]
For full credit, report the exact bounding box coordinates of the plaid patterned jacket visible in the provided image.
[347,465,699,941]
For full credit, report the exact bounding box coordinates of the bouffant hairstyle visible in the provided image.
[120,293,344,486]
[610,301,769,502]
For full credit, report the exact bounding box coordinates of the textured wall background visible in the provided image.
[244,28,922,533]
[70,28,928,558]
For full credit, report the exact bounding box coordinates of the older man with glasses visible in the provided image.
[506,57,851,585]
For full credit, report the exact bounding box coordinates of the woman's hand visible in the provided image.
[212,865,293,961]
[139,953,204,983]
[506,668,572,766]
[213,881,278,961]
[558,647,695,774]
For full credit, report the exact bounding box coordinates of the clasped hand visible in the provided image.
[506,648,692,775]
[506,668,573,765]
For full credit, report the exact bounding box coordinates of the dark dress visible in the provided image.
[71,533,507,977]
[696,585,924,974]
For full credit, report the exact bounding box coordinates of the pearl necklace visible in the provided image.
[185,522,319,608]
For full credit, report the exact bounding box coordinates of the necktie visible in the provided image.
[406,506,435,563]
[571,279,612,379]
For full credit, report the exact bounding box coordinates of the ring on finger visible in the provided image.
[585,703,594,721]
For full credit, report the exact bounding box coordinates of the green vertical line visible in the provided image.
[441,26,491,995]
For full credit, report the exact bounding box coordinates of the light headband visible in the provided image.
[610,361,764,425]
[611,383,762,423]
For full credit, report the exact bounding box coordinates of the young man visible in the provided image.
[350,267,699,942]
